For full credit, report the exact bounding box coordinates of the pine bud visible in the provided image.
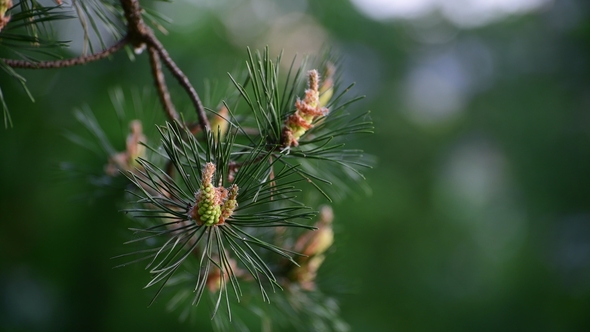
[219,184,238,224]
[0,0,12,32]
[282,69,329,148]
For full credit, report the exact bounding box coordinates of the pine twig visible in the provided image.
[120,0,210,132]
[148,37,210,132]
[148,45,178,122]
[1,36,129,69]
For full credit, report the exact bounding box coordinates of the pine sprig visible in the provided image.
[229,47,374,201]
[229,47,308,145]
[53,38,373,328]
[118,121,318,317]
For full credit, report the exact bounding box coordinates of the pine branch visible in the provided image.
[3,1,374,328]
[1,35,128,68]
[119,0,210,132]
[1,0,210,132]
[148,36,210,132]
[148,45,178,122]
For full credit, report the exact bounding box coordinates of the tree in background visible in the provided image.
[0,0,372,330]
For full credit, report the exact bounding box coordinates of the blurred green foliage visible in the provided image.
[2,0,590,331]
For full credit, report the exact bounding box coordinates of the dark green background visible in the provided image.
[2,0,590,330]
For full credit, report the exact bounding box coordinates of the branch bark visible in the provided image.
[148,46,178,123]
[147,37,210,132]
[120,0,210,132]
[1,37,128,69]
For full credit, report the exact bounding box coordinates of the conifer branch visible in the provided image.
[3,1,372,328]
[1,0,210,133]
[149,37,210,133]
[148,45,178,123]
[120,0,210,132]
[1,36,128,69]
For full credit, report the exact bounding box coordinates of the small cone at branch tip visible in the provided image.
[189,163,239,226]
[0,0,12,32]
[282,69,330,148]
[211,105,230,142]
[105,119,147,176]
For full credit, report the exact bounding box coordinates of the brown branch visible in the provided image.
[120,0,146,39]
[148,37,210,132]
[1,36,129,69]
[119,0,210,133]
[148,46,179,123]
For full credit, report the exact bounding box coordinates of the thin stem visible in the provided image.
[1,37,129,69]
[148,46,179,123]
[148,37,210,132]
[120,0,210,132]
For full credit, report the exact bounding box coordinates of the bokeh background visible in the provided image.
[2,0,590,330]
